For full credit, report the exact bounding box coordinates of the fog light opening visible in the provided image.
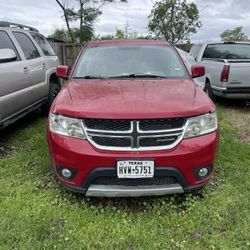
[198,168,209,177]
[61,168,72,178]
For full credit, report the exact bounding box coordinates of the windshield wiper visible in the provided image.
[106,73,169,79]
[72,75,106,79]
[72,73,169,80]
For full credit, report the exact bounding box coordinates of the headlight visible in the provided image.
[184,112,218,139]
[49,113,86,139]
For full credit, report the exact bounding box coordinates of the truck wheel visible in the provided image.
[204,81,216,102]
[41,83,61,116]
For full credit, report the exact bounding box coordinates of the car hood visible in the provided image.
[52,79,215,119]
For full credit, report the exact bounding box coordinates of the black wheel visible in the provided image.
[41,83,61,116]
[204,80,216,102]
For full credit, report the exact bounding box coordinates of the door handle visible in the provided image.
[23,67,30,74]
[42,63,46,70]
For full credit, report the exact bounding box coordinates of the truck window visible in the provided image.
[203,44,250,59]
[30,33,56,56]
[0,31,20,61]
[13,32,40,60]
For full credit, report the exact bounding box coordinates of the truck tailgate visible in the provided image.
[228,62,250,88]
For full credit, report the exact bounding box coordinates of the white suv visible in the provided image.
[0,21,60,128]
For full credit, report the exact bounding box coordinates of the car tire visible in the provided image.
[204,80,216,102]
[41,83,61,116]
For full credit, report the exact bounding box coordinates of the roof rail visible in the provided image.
[0,21,39,32]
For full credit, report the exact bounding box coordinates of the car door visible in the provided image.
[0,30,32,122]
[12,31,48,103]
[30,32,60,74]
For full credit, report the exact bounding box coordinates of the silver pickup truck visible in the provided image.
[0,21,60,128]
[189,42,250,100]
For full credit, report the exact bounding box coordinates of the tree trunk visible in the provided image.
[79,1,84,43]
[56,0,75,43]
[170,0,175,44]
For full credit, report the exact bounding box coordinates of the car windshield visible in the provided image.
[72,45,189,79]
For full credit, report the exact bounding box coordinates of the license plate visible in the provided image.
[117,160,154,178]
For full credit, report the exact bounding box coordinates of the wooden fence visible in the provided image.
[49,41,84,69]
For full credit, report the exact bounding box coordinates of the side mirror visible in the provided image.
[56,65,69,79]
[0,49,17,62]
[191,65,205,78]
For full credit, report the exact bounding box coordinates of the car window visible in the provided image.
[30,33,56,56]
[12,32,40,60]
[73,45,189,79]
[0,30,20,61]
[189,45,197,57]
[203,44,250,59]
[190,45,201,61]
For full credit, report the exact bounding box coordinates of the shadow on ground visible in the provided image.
[0,110,42,158]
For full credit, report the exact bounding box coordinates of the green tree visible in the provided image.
[56,0,127,43]
[220,26,248,42]
[48,28,71,42]
[95,23,140,40]
[55,1,77,42]
[114,23,138,39]
[148,0,202,44]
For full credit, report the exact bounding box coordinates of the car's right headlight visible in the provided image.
[49,113,86,139]
[184,112,218,139]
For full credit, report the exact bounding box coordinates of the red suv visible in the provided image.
[48,40,219,197]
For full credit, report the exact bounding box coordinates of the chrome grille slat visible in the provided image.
[82,118,187,151]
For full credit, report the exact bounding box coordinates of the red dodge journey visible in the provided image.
[47,40,219,197]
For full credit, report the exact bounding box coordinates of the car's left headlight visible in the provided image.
[184,112,218,139]
[49,113,86,139]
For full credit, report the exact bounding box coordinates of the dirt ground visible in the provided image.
[220,99,250,144]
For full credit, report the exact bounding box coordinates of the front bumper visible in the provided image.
[55,167,209,197]
[48,130,219,197]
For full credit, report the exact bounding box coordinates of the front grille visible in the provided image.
[92,176,178,186]
[139,118,186,131]
[91,136,131,147]
[83,118,187,151]
[85,119,130,131]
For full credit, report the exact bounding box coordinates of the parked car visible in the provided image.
[0,21,61,128]
[48,40,219,197]
[189,42,250,100]
[177,48,205,90]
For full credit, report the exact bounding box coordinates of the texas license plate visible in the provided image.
[117,160,154,178]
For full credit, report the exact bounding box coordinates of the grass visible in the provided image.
[221,101,250,144]
[0,104,250,250]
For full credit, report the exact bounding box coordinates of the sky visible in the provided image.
[1,0,250,42]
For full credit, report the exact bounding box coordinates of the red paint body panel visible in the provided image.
[48,131,219,187]
[51,79,215,119]
[87,39,171,47]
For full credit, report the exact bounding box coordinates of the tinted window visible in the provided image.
[73,45,188,79]
[203,44,250,59]
[31,33,56,56]
[0,31,20,61]
[13,32,40,60]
